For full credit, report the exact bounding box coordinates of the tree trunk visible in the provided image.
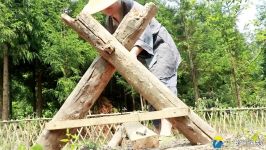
[187,45,199,103]
[228,47,241,107]
[2,44,10,120]
[62,10,215,144]
[32,66,36,114]
[36,4,157,150]
[231,61,241,107]
[0,52,3,119]
[36,68,43,117]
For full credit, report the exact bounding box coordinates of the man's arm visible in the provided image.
[131,46,143,57]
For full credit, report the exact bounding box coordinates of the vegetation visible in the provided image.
[0,0,265,120]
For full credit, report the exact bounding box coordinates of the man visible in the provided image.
[85,0,181,136]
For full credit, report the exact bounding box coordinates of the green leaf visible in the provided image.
[251,132,259,142]
[71,134,79,140]
[17,144,27,150]
[30,144,43,150]
[60,139,70,143]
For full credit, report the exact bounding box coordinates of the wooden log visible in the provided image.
[46,107,188,130]
[61,11,216,145]
[122,122,159,149]
[107,125,124,148]
[36,4,157,150]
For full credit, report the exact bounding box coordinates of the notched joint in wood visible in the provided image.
[103,41,115,54]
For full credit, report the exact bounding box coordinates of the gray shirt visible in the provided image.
[106,0,181,80]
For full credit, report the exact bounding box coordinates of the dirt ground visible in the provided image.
[161,138,266,150]
[99,136,266,150]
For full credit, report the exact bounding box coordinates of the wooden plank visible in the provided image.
[60,10,216,144]
[36,4,157,150]
[46,107,188,130]
[123,122,158,141]
[107,125,124,148]
[122,122,159,149]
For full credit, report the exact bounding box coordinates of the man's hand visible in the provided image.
[130,46,143,58]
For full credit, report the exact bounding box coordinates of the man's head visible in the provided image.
[86,0,121,15]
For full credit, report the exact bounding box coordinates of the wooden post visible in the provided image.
[36,4,157,150]
[107,125,124,148]
[61,11,216,145]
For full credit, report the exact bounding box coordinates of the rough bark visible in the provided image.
[36,4,157,150]
[2,44,9,120]
[61,11,216,145]
[0,50,3,119]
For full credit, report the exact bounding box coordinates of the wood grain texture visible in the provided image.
[36,4,157,150]
[123,122,159,149]
[60,10,216,146]
[46,108,188,130]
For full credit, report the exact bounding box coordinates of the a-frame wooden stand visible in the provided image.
[36,3,216,150]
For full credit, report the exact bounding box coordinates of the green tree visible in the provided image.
[252,0,266,106]
[0,1,18,120]
[20,0,97,117]
[171,0,264,108]
[0,0,98,119]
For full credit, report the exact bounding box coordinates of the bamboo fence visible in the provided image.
[0,107,265,149]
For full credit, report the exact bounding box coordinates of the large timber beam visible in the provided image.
[61,7,216,146]
[36,4,157,150]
